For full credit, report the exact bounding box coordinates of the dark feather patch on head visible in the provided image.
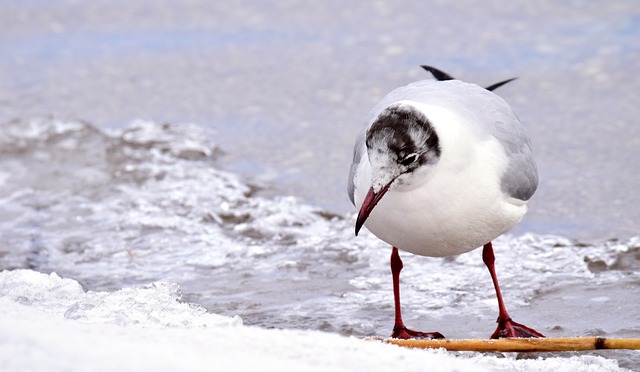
[366,104,441,169]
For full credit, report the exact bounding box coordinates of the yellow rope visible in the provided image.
[368,337,640,352]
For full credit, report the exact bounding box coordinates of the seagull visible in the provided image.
[348,65,544,339]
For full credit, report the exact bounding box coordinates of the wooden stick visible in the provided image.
[372,337,640,352]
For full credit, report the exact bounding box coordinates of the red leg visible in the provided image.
[483,242,544,339]
[390,247,444,339]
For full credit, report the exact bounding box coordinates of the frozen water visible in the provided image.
[0,269,241,328]
[0,118,638,370]
[0,269,629,372]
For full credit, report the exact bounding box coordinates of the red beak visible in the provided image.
[355,183,392,236]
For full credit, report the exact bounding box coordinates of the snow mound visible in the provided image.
[0,269,241,328]
[0,269,628,372]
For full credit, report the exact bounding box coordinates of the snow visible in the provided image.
[0,118,637,370]
[0,270,628,372]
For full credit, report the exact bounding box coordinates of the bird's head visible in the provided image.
[355,102,441,235]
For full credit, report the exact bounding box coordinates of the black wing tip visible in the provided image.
[485,77,518,92]
[420,65,455,81]
[421,64,518,92]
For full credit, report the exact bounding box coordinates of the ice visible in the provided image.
[0,270,85,314]
[0,118,638,370]
[0,269,627,372]
[0,270,240,328]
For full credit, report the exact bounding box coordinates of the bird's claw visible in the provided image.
[392,326,445,340]
[490,317,545,339]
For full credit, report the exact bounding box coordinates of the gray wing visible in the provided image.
[466,85,538,201]
[347,127,367,206]
[494,118,538,201]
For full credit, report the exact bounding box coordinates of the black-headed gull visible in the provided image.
[348,66,544,339]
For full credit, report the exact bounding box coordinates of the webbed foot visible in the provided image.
[490,317,545,339]
[392,326,444,340]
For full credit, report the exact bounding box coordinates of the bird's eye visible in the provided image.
[400,153,419,166]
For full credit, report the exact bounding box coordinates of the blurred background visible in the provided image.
[2,3,640,369]
[1,0,639,240]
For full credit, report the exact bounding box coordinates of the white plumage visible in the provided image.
[349,80,536,256]
[348,68,543,339]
